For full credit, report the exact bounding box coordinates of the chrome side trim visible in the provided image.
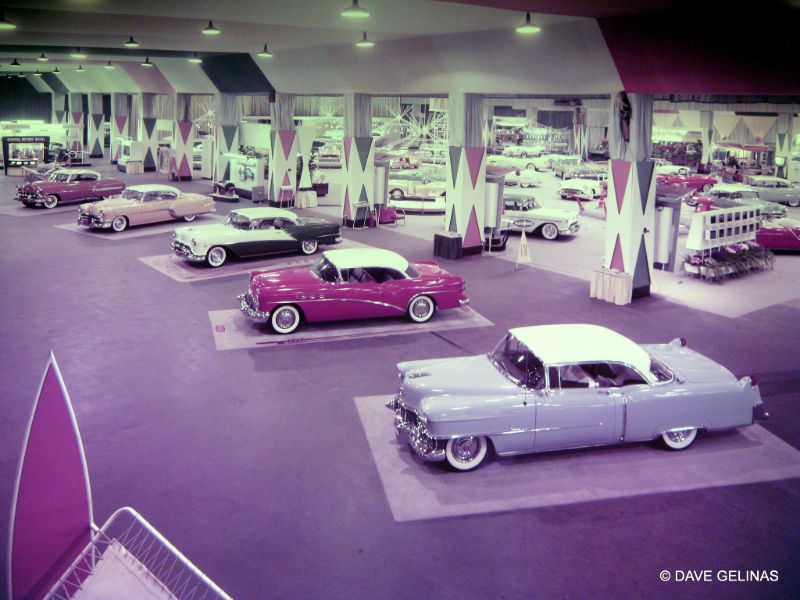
[620,394,629,442]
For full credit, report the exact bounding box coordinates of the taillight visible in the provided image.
[679,337,687,347]
[749,375,757,387]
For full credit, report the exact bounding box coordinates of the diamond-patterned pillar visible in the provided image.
[605,92,656,300]
[172,94,193,181]
[700,110,713,165]
[110,93,130,165]
[445,93,486,255]
[215,94,240,182]
[68,93,85,153]
[87,93,105,159]
[342,93,374,224]
[268,93,296,204]
[775,113,794,179]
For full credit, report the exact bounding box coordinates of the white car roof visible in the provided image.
[746,175,787,183]
[128,184,181,194]
[710,183,755,192]
[323,248,409,272]
[230,207,297,220]
[59,168,101,176]
[509,324,652,375]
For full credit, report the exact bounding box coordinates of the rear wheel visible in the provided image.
[408,295,435,323]
[702,183,713,192]
[206,246,227,268]
[389,188,405,201]
[661,428,697,450]
[43,194,59,209]
[271,305,301,334]
[788,200,800,208]
[183,214,197,222]
[540,223,559,240]
[111,216,128,232]
[300,239,319,255]
[445,436,488,471]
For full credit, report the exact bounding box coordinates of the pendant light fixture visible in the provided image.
[355,31,374,48]
[54,66,60,73]
[33,70,42,77]
[16,73,24,78]
[10,58,20,67]
[124,35,140,48]
[104,60,116,70]
[188,52,202,64]
[515,12,541,34]
[76,64,86,72]
[36,52,49,62]
[202,20,221,35]
[71,47,87,59]
[257,43,273,58]
[341,0,369,18]
[0,10,17,30]
[141,57,154,67]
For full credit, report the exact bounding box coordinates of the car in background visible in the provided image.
[503,168,543,188]
[313,142,341,169]
[655,163,689,176]
[16,168,124,209]
[387,168,447,212]
[552,155,583,179]
[502,144,546,158]
[389,156,420,170]
[78,184,215,232]
[743,176,800,207]
[387,324,766,471]
[560,178,603,200]
[656,173,718,193]
[705,184,786,219]
[755,218,800,251]
[561,163,608,181]
[239,248,469,334]
[172,207,341,267]
[501,195,579,239]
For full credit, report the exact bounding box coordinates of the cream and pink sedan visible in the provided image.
[239,248,469,334]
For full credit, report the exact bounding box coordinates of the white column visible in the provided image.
[775,113,794,179]
[700,110,713,166]
[341,92,374,223]
[268,92,297,203]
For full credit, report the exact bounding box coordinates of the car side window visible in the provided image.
[160,192,178,201]
[350,268,376,284]
[257,219,275,230]
[608,363,647,387]
[558,364,597,389]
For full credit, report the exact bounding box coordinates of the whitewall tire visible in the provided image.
[788,200,800,208]
[206,246,227,268]
[43,195,59,209]
[111,216,128,232]
[389,188,405,201]
[271,305,301,335]
[300,239,319,255]
[183,214,197,222]
[408,295,435,323]
[540,223,559,240]
[446,436,488,471]
[661,428,698,450]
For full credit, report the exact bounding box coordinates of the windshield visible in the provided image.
[52,172,71,182]
[505,199,537,211]
[225,214,253,230]
[312,257,339,283]
[489,334,545,389]
[121,189,144,201]
[649,357,673,383]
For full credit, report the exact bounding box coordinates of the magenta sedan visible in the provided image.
[239,248,469,334]
[16,168,125,209]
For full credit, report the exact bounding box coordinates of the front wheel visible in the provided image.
[540,223,559,240]
[408,295,435,323]
[685,196,699,207]
[183,214,197,222]
[43,194,59,209]
[111,216,128,232]
[206,246,227,268]
[389,188,405,201]
[271,305,301,335]
[300,239,319,255]
[661,428,698,450]
[446,436,488,471]
[702,183,713,192]
[788,200,800,208]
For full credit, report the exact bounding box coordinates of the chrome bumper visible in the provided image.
[77,214,110,228]
[753,404,769,421]
[171,240,206,262]
[17,193,44,205]
[459,297,470,307]
[560,222,580,235]
[386,395,446,462]
[238,292,271,322]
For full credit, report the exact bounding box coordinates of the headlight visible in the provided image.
[97,211,104,220]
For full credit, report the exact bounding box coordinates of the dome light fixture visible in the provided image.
[0,10,17,31]
[341,0,369,18]
[76,64,86,72]
[10,58,20,67]
[202,20,220,35]
[257,43,273,58]
[516,12,541,34]
[33,70,42,77]
[188,52,202,64]
[71,47,87,59]
[36,52,49,62]
[124,35,139,48]
[104,60,116,70]
[355,31,374,48]
[141,57,154,67]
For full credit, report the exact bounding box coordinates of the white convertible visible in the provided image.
[560,178,604,200]
[501,195,580,240]
[504,168,544,188]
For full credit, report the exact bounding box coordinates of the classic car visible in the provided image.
[502,144,546,158]
[389,156,420,170]
[16,168,125,209]
[705,184,786,219]
[743,176,800,207]
[560,178,604,200]
[387,168,447,212]
[561,163,608,181]
[501,195,580,239]
[552,156,583,179]
[313,143,342,169]
[503,168,543,188]
[238,248,468,334]
[387,324,766,471]
[655,163,689,176]
[755,218,800,251]
[657,173,718,196]
[78,184,216,232]
[172,207,341,267]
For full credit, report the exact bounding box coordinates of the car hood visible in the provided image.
[531,207,578,221]
[250,266,320,292]
[397,354,517,414]
[80,197,137,214]
[175,223,242,244]
[28,181,65,191]
[644,344,734,384]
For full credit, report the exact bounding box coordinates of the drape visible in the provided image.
[448,93,483,147]
[237,95,270,117]
[344,93,371,138]
[713,112,740,140]
[741,115,776,141]
[608,92,652,161]
[677,110,701,131]
[273,93,295,130]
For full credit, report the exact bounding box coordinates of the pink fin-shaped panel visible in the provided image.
[178,120,193,146]
[464,205,482,248]
[279,130,296,162]
[343,136,352,171]
[611,160,631,214]
[610,233,625,271]
[115,115,127,134]
[9,354,93,600]
[465,147,485,190]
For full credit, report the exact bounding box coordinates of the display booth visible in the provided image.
[225,152,268,200]
[116,138,147,174]
[2,136,50,176]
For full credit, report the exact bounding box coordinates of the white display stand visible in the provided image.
[686,206,761,251]
[116,138,147,173]
[226,153,267,199]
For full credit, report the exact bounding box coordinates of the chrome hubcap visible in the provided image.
[113,218,125,230]
[412,299,431,318]
[209,248,224,265]
[543,224,557,238]
[276,308,296,329]
[452,437,480,462]
[666,430,690,443]
[302,241,316,253]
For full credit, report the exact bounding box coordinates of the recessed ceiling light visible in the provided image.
[188,52,202,64]
[355,31,374,48]
[341,0,369,18]
[202,20,220,35]
[76,64,86,72]
[71,47,87,59]
[257,43,273,58]
[141,57,154,67]
[36,52,48,62]
[124,36,140,48]
[516,12,541,34]
[0,10,17,30]
[104,60,116,70]
[10,58,20,67]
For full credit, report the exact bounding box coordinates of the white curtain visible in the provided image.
[741,115,776,141]
[653,112,678,129]
[713,112,740,140]
[273,93,295,130]
[237,95,270,117]
[608,92,652,161]
[677,110,701,131]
